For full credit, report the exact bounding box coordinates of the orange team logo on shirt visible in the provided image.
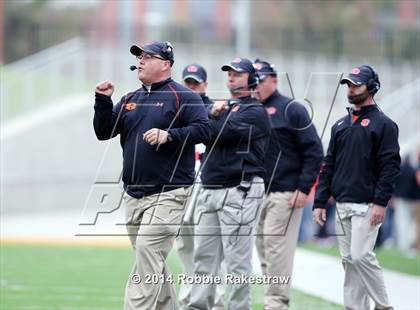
[265,106,277,115]
[361,118,370,127]
[125,103,137,110]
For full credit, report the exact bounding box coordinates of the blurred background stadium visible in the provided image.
[1,0,419,309]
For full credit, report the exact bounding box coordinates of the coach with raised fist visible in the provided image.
[93,41,210,310]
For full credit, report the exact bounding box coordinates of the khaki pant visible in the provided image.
[255,191,302,310]
[177,223,225,310]
[188,177,265,310]
[124,187,190,310]
[336,202,393,310]
[176,180,225,310]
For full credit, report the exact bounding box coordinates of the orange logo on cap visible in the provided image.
[254,63,263,70]
[232,57,242,63]
[187,65,198,72]
[125,103,137,110]
[361,119,370,127]
[351,67,361,75]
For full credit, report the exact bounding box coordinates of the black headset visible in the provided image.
[248,68,259,90]
[162,41,173,55]
[160,41,174,65]
[364,65,380,95]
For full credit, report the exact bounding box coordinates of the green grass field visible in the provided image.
[0,243,340,310]
[300,243,420,276]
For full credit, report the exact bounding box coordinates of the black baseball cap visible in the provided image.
[221,57,255,74]
[182,64,207,83]
[340,65,375,86]
[253,58,277,80]
[130,41,174,66]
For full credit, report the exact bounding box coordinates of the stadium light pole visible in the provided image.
[234,0,251,55]
[118,0,134,85]
[118,0,133,47]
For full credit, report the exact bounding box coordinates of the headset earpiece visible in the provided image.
[248,71,259,90]
[161,41,174,66]
[365,65,380,95]
[163,41,173,55]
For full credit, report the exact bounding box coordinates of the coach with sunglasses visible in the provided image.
[93,41,210,310]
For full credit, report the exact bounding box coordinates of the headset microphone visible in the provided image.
[347,93,369,105]
[130,65,138,71]
[229,80,259,93]
[229,85,246,93]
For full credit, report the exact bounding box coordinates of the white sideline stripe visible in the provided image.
[0,93,91,141]
[252,248,420,309]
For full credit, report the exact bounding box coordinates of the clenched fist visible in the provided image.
[211,100,229,117]
[95,80,115,97]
